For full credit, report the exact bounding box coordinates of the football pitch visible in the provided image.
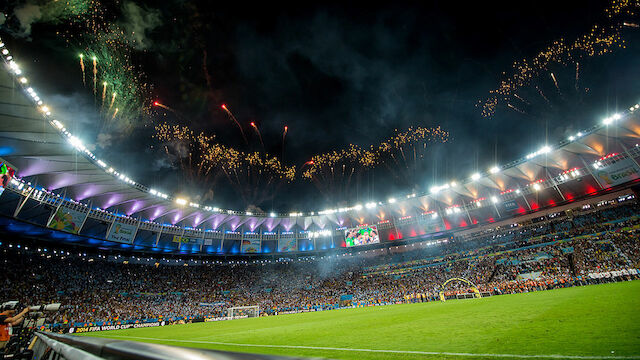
[84,281,640,359]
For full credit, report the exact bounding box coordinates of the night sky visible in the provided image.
[1,0,639,212]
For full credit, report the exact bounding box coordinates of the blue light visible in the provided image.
[0,146,15,155]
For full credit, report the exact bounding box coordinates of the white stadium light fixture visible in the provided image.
[533,183,541,191]
[354,204,363,211]
[270,212,277,217]
[450,181,457,187]
[388,197,396,203]
[430,186,439,194]
[612,113,622,120]
[365,202,376,209]
[52,120,64,129]
[491,196,498,204]
[471,173,481,181]
[175,198,187,206]
[568,136,575,141]
[489,166,500,174]
[603,117,613,125]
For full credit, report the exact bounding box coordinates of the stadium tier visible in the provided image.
[1,38,640,257]
[1,194,639,330]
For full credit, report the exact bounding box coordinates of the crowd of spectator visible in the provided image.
[0,198,638,327]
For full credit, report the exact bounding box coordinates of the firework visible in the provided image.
[282,125,288,161]
[250,122,265,149]
[111,107,119,119]
[109,92,116,109]
[92,56,97,95]
[575,62,580,91]
[221,104,248,144]
[101,81,107,105]
[62,1,152,135]
[79,54,85,86]
[154,122,295,206]
[550,72,561,95]
[302,126,449,199]
[478,0,637,118]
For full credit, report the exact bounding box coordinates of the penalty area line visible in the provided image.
[96,335,640,359]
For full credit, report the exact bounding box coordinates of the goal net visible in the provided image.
[227,305,259,319]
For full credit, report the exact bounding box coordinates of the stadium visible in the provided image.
[0,1,639,360]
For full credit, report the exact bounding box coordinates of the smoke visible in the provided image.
[120,2,162,50]
[96,133,113,149]
[0,13,6,26]
[13,3,41,36]
[46,93,100,129]
[245,204,265,214]
[152,157,175,171]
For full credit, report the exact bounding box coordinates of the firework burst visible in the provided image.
[478,0,637,118]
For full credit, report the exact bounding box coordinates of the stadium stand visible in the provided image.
[1,196,638,333]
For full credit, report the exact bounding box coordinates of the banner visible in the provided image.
[172,235,201,244]
[48,206,87,234]
[199,302,226,307]
[278,238,297,252]
[106,221,137,244]
[241,238,261,253]
[68,321,164,334]
[595,158,640,188]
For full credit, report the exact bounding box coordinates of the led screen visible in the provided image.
[344,225,379,247]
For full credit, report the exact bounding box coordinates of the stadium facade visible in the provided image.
[1,38,640,257]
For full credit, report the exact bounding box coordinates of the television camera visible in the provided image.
[1,301,61,359]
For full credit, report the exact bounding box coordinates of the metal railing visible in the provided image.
[31,332,313,360]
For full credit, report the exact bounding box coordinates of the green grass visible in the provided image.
[82,281,640,359]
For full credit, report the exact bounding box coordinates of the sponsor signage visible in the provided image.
[172,235,201,244]
[106,221,137,244]
[68,321,164,333]
[47,206,88,234]
[504,200,519,211]
[241,238,261,253]
[278,238,297,252]
[596,158,640,188]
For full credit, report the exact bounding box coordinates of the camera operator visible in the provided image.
[0,306,29,350]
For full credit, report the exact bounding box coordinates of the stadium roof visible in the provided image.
[1,38,640,235]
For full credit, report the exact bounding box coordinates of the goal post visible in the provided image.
[227,305,260,319]
[439,277,483,302]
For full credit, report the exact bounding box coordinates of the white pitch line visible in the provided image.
[97,335,640,359]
